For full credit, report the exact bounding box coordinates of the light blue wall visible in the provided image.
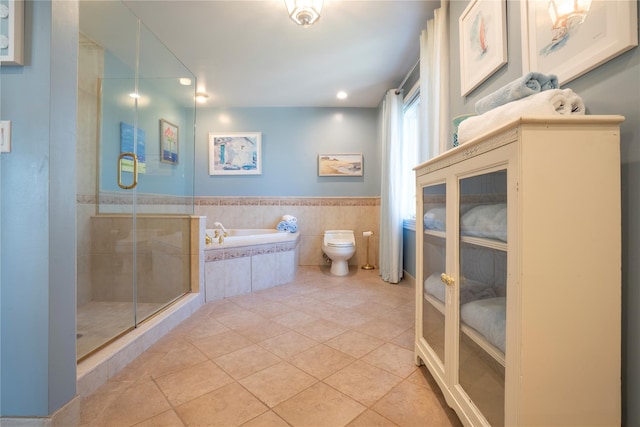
[195,107,380,197]
[405,1,639,423]
[0,0,78,416]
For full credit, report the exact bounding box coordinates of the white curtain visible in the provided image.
[420,1,450,161]
[379,89,404,284]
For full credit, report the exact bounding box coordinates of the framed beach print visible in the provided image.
[521,0,638,85]
[160,119,178,164]
[459,0,508,96]
[318,153,363,177]
[208,132,262,175]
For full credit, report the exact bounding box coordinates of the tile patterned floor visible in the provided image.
[79,266,462,427]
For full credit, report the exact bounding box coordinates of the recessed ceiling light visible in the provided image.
[179,77,192,86]
[337,91,348,100]
[195,92,209,103]
[129,92,140,99]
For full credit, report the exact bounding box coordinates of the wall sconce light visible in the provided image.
[284,0,323,27]
[548,0,592,41]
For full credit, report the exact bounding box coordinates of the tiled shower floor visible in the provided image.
[79,266,462,426]
[77,301,164,359]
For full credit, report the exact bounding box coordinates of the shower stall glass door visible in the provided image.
[77,1,195,361]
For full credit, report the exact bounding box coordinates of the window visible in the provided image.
[400,84,420,221]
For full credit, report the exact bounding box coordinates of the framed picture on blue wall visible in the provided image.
[208,132,262,175]
[160,119,179,165]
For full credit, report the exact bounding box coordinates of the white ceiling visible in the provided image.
[114,0,438,108]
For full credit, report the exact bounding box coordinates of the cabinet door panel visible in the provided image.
[421,183,447,366]
[457,169,507,426]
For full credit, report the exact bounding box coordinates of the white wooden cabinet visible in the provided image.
[414,116,623,426]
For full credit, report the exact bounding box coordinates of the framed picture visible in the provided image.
[459,0,508,96]
[120,122,146,173]
[521,0,638,85]
[0,0,24,65]
[318,153,363,177]
[160,119,178,164]
[208,132,262,175]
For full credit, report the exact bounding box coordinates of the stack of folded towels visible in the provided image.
[457,72,586,145]
[277,215,298,233]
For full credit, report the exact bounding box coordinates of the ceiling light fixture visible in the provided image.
[179,77,192,86]
[284,0,323,27]
[336,91,348,100]
[195,92,209,103]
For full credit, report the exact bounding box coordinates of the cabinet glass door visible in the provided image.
[457,169,507,426]
[421,183,447,366]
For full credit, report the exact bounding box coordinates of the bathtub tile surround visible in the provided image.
[195,196,380,268]
[78,267,461,427]
[205,235,301,301]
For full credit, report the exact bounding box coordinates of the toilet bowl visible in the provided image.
[322,230,356,276]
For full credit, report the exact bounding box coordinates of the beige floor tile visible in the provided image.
[239,361,317,407]
[175,382,268,427]
[214,344,281,379]
[240,410,291,427]
[144,342,209,379]
[88,378,171,427]
[272,310,318,328]
[176,318,231,341]
[320,307,372,328]
[274,382,365,427]
[293,318,348,342]
[190,330,253,359]
[216,310,268,330]
[235,319,291,343]
[205,299,246,318]
[325,330,384,358]
[155,360,234,406]
[373,380,462,427]
[362,343,418,378]
[259,330,319,359]
[289,344,355,379]
[325,360,403,406]
[80,379,133,425]
[355,318,410,341]
[347,410,399,427]
[132,409,185,426]
[390,328,416,350]
[350,301,394,318]
[248,300,296,318]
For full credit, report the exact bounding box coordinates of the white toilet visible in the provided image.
[322,230,356,276]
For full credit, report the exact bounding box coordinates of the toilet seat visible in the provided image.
[327,239,354,247]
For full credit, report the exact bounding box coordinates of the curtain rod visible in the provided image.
[395,59,420,95]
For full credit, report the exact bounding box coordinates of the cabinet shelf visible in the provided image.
[423,230,507,251]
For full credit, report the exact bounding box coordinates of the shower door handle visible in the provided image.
[117,152,138,190]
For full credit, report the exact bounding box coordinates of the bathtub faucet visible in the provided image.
[213,222,229,237]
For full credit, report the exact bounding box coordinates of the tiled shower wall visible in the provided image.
[195,196,380,268]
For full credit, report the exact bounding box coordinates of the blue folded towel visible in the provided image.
[277,220,298,233]
[474,72,559,115]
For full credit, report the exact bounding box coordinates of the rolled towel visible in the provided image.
[277,220,298,233]
[562,88,585,114]
[474,72,559,115]
[458,89,585,144]
[282,215,297,223]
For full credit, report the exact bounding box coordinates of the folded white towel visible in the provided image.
[282,215,297,223]
[458,89,585,144]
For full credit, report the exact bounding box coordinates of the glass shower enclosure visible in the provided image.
[77,0,196,360]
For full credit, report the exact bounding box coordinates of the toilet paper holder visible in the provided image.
[361,231,375,270]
